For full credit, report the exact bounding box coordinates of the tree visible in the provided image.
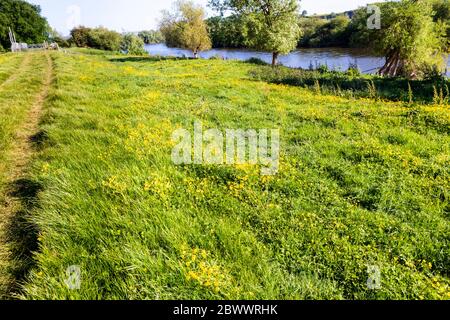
[209,0,301,66]
[206,15,247,48]
[121,33,147,55]
[0,0,48,49]
[429,0,450,51]
[306,16,351,47]
[374,0,447,78]
[350,1,447,78]
[159,0,212,58]
[297,17,326,47]
[159,12,185,48]
[70,26,91,47]
[70,26,122,51]
[87,27,122,51]
[138,30,164,44]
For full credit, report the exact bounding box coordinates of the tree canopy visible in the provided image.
[206,15,247,48]
[70,26,122,51]
[0,0,48,49]
[352,0,448,78]
[121,33,147,55]
[209,0,301,65]
[137,30,164,44]
[159,0,212,58]
[301,15,351,47]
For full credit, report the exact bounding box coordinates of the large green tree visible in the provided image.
[304,16,351,47]
[207,15,247,48]
[159,0,212,58]
[0,0,48,49]
[209,0,301,66]
[429,0,450,50]
[351,0,447,78]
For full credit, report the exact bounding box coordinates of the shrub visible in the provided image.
[87,27,122,51]
[70,26,91,47]
[120,34,147,55]
[245,57,268,65]
[49,30,71,48]
[137,30,164,44]
[317,64,329,73]
[70,26,122,51]
[346,61,361,77]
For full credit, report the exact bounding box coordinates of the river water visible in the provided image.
[145,43,450,76]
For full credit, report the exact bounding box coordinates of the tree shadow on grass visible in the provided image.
[109,56,193,63]
[5,178,41,295]
[29,130,50,151]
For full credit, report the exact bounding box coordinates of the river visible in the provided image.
[145,43,450,76]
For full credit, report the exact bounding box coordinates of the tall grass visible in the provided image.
[2,50,448,300]
[249,64,450,105]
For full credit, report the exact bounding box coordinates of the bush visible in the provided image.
[245,57,268,65]
[137,30,164,44]
[70,26,122,51]
[120,34,147,55]
[49,30,71,48]
[317,64,329,73]
[300,16,351,48]
[70,26,91,47]
[87,27,121,51]
[346,61,361,77]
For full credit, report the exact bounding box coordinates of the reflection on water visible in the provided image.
[145,43,450,76]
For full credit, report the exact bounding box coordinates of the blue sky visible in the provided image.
[26,0,373,35]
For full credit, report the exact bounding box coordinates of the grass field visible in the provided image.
[0,52,53,298]
[0,50,449,300]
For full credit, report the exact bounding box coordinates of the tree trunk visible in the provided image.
[193,50,199,59]
[272,52,279,67]
[378,51,413,78]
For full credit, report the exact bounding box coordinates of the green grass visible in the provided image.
[0,52,49,185]
[250,63,450,104]
[2,50,449,300]
[0,54,22,84]
[0,52,51,296]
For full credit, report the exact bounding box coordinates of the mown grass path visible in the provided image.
[0,52,53,299]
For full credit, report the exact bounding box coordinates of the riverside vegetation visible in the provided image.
[0,49,448,299]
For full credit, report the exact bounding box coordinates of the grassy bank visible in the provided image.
[250,62,450,104]
[1,50,449,299]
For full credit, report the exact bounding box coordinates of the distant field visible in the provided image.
[0,50,449,299]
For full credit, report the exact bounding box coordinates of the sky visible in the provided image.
[26,0,374,35]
